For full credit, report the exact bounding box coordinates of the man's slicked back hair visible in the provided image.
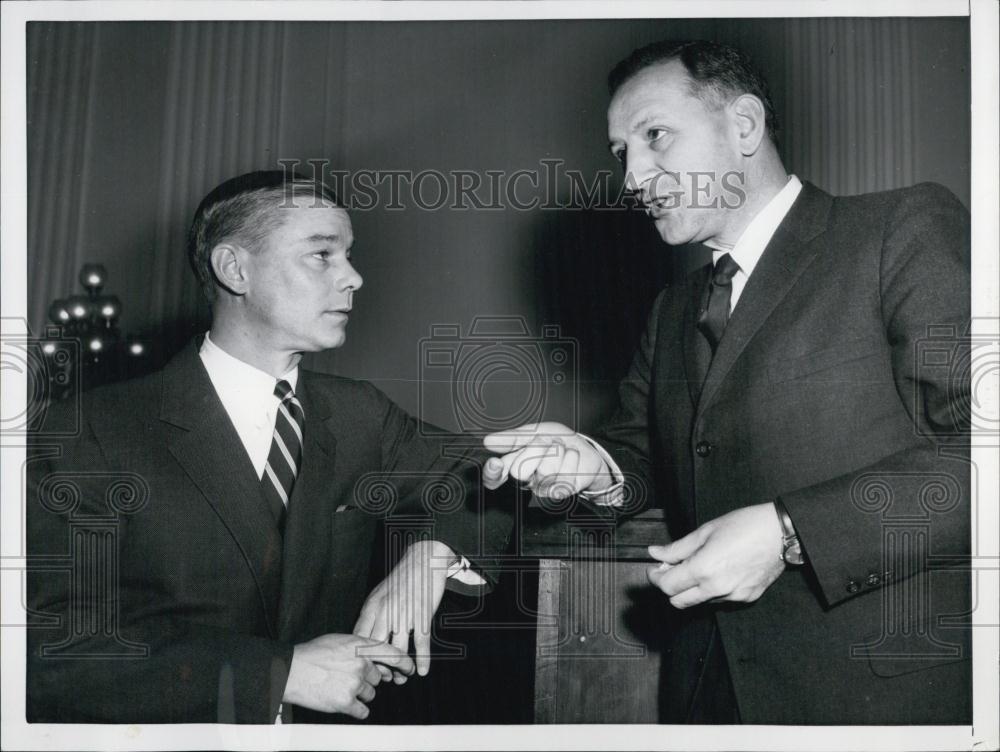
[608,39,778,144]
[187,170,341,301]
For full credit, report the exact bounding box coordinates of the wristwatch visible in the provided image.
[774,499,805,566]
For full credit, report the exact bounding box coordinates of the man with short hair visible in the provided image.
[27,170,509,723]
[485,40,971,724]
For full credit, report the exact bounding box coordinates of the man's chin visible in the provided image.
[306,327,348,353]
[653,217,694,247]
[322,331,347,350]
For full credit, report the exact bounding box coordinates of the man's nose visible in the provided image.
[624,148,660,198]
[341,261,363,292]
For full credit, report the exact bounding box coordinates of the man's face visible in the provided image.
[243,204,362,354]
[607,60,743,246]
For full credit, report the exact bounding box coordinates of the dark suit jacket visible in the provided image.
[596,182,972,724]
[26,341,511,723]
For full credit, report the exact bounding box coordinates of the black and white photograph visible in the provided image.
[1,1,997,750]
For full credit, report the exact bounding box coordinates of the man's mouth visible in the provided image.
[644,197,673,217]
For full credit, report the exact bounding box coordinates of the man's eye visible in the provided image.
[612,148,626,166]
[648,128,668,143]
[313,250,330,260]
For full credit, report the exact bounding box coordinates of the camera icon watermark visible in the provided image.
[914,319,999,438]
[1,320,81,437]
[418,316,578,436]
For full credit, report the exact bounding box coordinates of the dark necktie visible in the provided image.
[696,253,741,354]
[261,379,304,531]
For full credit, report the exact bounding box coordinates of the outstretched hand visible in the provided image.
[482,422,614,499]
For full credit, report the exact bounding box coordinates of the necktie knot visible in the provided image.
[274,379,294,402]
[712,253,741,286]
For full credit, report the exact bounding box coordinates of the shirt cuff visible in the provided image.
[576,434,625,507]
[446,555,487,586]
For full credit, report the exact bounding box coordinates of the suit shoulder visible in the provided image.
[301,369,385,398]
[300,370,397,415]
[35,370,163,435]
[86,370,164,415]
[30,370,165,466]
[836,184,971,282]
[834,181,967,218]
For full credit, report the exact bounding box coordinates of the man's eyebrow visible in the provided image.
[609,114,663,151]
[630,115,657,132]
[304,233,341,243]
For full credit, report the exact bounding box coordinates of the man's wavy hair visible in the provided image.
[187,170,341,301]
[608,39,778,144]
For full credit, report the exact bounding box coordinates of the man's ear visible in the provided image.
[730,93,767,156]
[209,242,250,296]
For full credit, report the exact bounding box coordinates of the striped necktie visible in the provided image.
[261,379,304,531]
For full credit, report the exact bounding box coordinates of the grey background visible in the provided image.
[27,17,970,432]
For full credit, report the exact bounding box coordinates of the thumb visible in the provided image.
[482,456,509,490]
[352,603,376,638]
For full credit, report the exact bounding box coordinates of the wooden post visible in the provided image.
[521,506,671,723]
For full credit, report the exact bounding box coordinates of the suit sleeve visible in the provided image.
[587,287,670,517]
[780,183,972,608]
[370,388,513,593]
[26,413,294,724]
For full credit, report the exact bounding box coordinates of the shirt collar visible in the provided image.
[705,175,803,275]
[199,331,299,398]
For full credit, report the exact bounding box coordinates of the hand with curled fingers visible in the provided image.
[481,422,615,499]
[352,539,452,681]
[282,632,414,719]
[646,502,786,610]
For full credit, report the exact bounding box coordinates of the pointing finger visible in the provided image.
[483,424,544,454]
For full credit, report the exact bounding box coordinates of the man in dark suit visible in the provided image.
[484,40,971,724]
[27,171,510,723]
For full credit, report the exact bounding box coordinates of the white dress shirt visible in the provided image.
[704,175,803,311]
[584,175,804,505]
[200,332,298,480]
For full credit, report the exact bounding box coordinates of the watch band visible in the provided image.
[774,498,805,566]
[774,498,796,539]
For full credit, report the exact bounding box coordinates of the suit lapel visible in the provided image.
[277,373,339,637]
[696,183,833,418]
[160,342,284,638]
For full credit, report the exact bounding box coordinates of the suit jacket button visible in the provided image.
[866,573,881,587]
[695,441,713,457]
[846,580,861,594]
